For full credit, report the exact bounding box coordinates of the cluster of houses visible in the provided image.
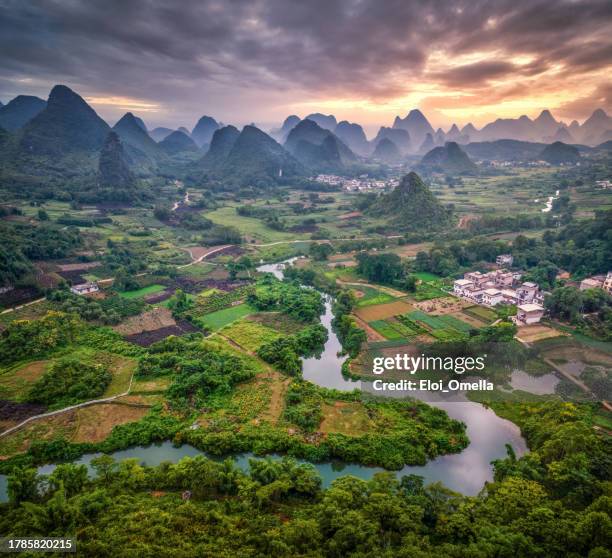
[579,272,612,294]
[453,255,547,325]
[314,174,399,192]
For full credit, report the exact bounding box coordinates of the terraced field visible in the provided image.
[400,310,473,341]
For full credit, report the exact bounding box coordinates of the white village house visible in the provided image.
[515,303,545,325]
[70,282,99,295]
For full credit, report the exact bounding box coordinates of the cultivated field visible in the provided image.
[354,299,414,320]
[516,324,566,343]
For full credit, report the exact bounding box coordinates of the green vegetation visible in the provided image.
[199,303,254,331]
[48,289,145,324]
[220,319,281,352]
[26,358,111,409]
[257,324,328,376]
[367,172,452,231]
[248,275,324,322]
[0,221,82,287]
[0,312,80,365]
[118,284,166,299]
[354,286,394,307]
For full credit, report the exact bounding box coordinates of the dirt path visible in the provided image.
[179,244,233,268]
[0,370,136,438]
[336,279,408,298]
[262,372,290,423]
[252,235,403,248]
[543,358,612,412]
[0,297,46,315]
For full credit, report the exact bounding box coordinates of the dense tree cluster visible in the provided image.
[356,252,405,285]
[26,358,111,409]
[47,289,145,324]
[248,276,325,322]
[545,286,612,340]
[0,401,605,557]
[332,290,367,358]
[0,312,80,365]
[137,335,256,408]
[257,324,328,376]
[413,210,612,281]
[0,221,82,286]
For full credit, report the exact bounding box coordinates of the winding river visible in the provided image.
[0,258,529,501]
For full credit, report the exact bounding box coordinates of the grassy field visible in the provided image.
[402,310,468,341]
[247,312,305,334]
[463,305,498,322]
[204,206,299,243]
[368,320,406,340]
[221,319,281,352]
[119,284,166,299]
[0,360,50,400]
[354,286,395,307]
[200,303,254,331]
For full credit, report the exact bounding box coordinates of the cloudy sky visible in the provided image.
[1,0,610,135]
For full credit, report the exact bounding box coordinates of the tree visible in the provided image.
[404,275,418,292]
[37,209,49,221]
[310,243,333,261]
[545,286,583,322]
[7,467,41,505]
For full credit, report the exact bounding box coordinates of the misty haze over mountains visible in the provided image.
[1,84,611,192]
[1,85,611,156]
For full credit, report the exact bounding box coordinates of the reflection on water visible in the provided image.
[302,296,360,390]
[0,258,532,501]
[510,370,560,394]
[257,259,528,494]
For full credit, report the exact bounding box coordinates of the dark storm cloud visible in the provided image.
[0,0,610,124]
[430,61,517,88]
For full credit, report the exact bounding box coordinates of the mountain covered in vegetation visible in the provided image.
[19,85,110,157]
[98,131,135,191]
[113,112,163,165]
[271,115,300,142]
[285,119,356,171]
[159,130,199,155]
[463,139,546,162]
[538,141,581,164]
[334,120,369,155]
[393,109,434,148]
[303,113,337,131]
[150,127,174,142]
[0,95,46,131]
[191,115,219,148]
[372,137,401,163]
[198,125,240,169]
[372,127,411,154]
[367,171,452,230]
[419,141,477,173]
[199,125,305,187]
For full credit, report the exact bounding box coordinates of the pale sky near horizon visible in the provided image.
[1,0,610,136]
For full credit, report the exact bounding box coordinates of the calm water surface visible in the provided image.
[0,258,529,500]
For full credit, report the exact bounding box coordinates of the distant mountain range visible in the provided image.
[0,83,609,191]
[272,107,612,152]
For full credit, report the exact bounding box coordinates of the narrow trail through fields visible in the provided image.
[543,358,612,412]
[0,372,136,439]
